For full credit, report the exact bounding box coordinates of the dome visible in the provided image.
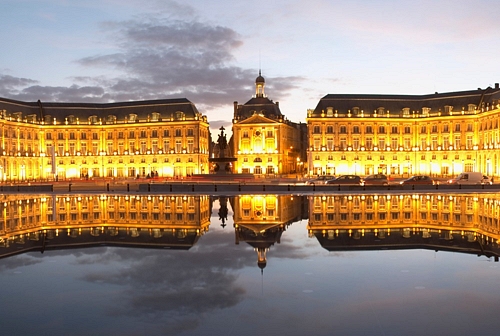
[256,71,265,84]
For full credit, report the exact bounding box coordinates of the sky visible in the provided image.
[2,0,500,134]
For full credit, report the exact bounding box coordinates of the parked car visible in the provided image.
[326,175,362,185]
[362,174,389,186]
[400,175,435,185]
[448,172,493,185]
[305,176,336,185]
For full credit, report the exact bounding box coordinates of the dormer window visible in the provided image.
[377,107,385,114]
[175,111,185,120]
[151,112,160,121]
[44,115,52,124]
[444,105,453,114]
[422,107,431,115]
[89,115,98,124]
[468,104,476,112]
[402,108,410,116]
[326,107,334,117]
[352,107,360,115]
[107,115,116,124]
[67,115,76,124]
[128,114,137,123]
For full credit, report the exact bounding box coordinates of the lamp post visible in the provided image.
[100,151,105,179]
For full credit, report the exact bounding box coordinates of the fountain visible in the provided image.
[209,126,237,175]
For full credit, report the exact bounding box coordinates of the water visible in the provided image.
[1,192,499,336]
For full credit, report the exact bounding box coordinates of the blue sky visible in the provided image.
[2,0,500,132]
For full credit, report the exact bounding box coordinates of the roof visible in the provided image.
[0,97,202,122]
[310,86,500,117]
[235,96,283,120]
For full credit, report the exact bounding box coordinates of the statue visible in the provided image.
[217,126,228,158]
[209,125,236,174]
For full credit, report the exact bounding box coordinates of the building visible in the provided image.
[0,194,211,257]
[0,97,210,181]
[307,193,500,260]
[231,194,305,270]
[231,72,304,175]
[306,84,500,178]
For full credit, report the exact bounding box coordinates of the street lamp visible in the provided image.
[100,151,106,179]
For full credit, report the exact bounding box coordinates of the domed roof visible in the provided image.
[256,70,265,84]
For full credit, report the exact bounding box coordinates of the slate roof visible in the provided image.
[0,97,201,122]
[235,96,283,120]
[311,86,500,116]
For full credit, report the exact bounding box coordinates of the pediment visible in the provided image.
[236,114,279,125]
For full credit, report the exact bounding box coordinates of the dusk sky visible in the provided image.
[2,0,500,133]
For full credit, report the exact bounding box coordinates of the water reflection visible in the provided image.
[1,193,499,262]
[307,194,500,261]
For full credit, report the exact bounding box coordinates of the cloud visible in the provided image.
[0,4,305,118]
[0,255,43,271]
[0,74,38,92]
[73,232,253,333]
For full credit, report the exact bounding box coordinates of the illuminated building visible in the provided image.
[0,194,211,257]
[231,72,304,175]
[307,193,500,259]
[0,98,210,180]
[307,84,500,178]
[231,194,304,270]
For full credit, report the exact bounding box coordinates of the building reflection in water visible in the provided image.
[0,194,211,257]
[230,195,306,271]
[308,194,500,261]
[1,193,500,263]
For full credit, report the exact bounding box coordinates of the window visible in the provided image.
[313,126,321,134]
[455,123,461,132]
[366,126,373,134]
[378,126,386,134]
[326,126,333,133]
[391,126,398,134]
[365,137,372,150]
[352,126,360,134]
[391,137,398,149]
[339,126,347,134]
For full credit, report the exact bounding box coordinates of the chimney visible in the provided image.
[495,83,499,89]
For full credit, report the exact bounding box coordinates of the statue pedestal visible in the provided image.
[209,157,237,175]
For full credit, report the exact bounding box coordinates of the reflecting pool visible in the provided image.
[1,193,500,336]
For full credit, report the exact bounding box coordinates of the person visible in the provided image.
[146,174,150,179]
